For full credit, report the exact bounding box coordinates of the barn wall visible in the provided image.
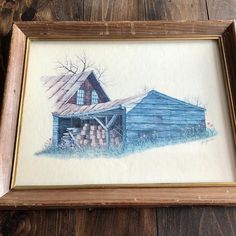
[52,116,73,146]
[68,77,108,105]
[126,92,206,143]
[52,116,60,146]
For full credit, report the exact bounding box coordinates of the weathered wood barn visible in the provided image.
[42,71,206,149]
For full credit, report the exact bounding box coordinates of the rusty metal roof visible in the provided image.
[53,90,205,118]
[53,92,148,117]
[41,71,109,109]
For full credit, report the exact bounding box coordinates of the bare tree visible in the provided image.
[57,56,79,74]
[75,52,94,72]
[56,52,106,83]
[95,65,106,80]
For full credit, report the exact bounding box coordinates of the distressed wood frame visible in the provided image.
[1,21,236,208]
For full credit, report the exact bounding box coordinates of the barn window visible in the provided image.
[91,90,99,104]
[76,89,84,105]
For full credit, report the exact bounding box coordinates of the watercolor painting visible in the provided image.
[38,53,217,157]
[14,40,236,186]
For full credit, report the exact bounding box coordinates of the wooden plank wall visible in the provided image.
[1,0,236,235]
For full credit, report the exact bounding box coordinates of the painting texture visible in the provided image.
[38,56,216,157]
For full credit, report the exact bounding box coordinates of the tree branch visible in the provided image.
[56,53,106,85]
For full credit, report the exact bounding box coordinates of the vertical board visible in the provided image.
[76,208,157,236]
[156,206,236,235]
[83,0,145,21]
[143,0,208,20]
[0,209,77,235]
[207,0,236,19]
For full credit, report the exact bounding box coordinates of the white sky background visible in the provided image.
[31,40,222,102]
[14,40,236,186]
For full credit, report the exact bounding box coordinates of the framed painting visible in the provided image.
[1,21,236,208]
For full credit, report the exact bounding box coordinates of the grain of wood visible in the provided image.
[34,0,84,21]
[143,0,208,20]
[83,0,144,21]
[76,208,157,236]
[3,185,236,208]
[0,25,26,197]
[0,0,84,30]
[14,21,231,39]
[156,206,236,236]
[0,209,77,235]
[207,0,236,19]
[222,21,236,144]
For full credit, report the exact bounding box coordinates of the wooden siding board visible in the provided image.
[142,92,204,109]
[127,103,204,111]
[126,123,204,131]
[127,96,204,112]
[126,119,205,125]
[136,98,204,109]
[52,116,60,146]
[122,109,127,149]
[127,114,205,123]
[128,108,205,116]
[126,129,203,143]
[126,130,139,138]
[126,91,205,136]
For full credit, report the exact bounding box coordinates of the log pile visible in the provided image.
[60,123,122,149]
[60,128,80,148]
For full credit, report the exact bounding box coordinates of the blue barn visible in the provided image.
[42,71,206,149]
[124,90,206,144]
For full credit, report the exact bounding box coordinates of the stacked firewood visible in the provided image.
[60,123,122,148]
[60,128,80,148]
[76,124,106,148]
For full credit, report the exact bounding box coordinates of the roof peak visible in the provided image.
[145,89,205,111]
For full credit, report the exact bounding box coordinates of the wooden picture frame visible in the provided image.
[1,20,236,208]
